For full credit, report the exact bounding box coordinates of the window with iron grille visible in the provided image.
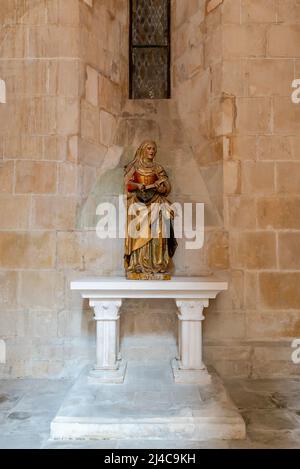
[129,0,171,99]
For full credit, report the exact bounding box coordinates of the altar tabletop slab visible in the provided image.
[70,276,228,299]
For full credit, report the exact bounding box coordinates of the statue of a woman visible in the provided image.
[124,141,177,280]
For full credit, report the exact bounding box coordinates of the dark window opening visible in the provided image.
[129,0,171,99]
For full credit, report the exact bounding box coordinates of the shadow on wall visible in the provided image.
[77,99,223,276]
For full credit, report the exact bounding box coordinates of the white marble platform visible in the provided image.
[50,362,246,441]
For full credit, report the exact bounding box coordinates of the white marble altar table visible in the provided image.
[71,277,228,384]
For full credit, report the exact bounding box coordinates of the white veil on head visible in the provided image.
[124,140,157,179]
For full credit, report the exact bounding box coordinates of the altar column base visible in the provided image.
[89,300,126,384]
[173,300,211,385]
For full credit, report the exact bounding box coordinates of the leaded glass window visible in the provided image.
[129,0,171,99]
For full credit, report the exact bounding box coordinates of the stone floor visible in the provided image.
[0,374,300,449]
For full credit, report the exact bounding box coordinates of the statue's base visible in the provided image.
[126,272,171,280]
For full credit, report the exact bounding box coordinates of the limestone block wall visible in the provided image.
[173,0,228,273]
[59,0,129,366]
[203,0,300,378]
[0,0,300,379]
[0,0,86,377]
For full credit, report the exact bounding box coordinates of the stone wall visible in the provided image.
[204,0,300,378]
[0,0,300,379]
[0,0,84,377]
[0,0,126,377]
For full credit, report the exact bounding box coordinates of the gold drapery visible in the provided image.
[124,141,177,276]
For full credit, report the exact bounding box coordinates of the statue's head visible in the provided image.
[124,140,158,176]
[137,140,157,164]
